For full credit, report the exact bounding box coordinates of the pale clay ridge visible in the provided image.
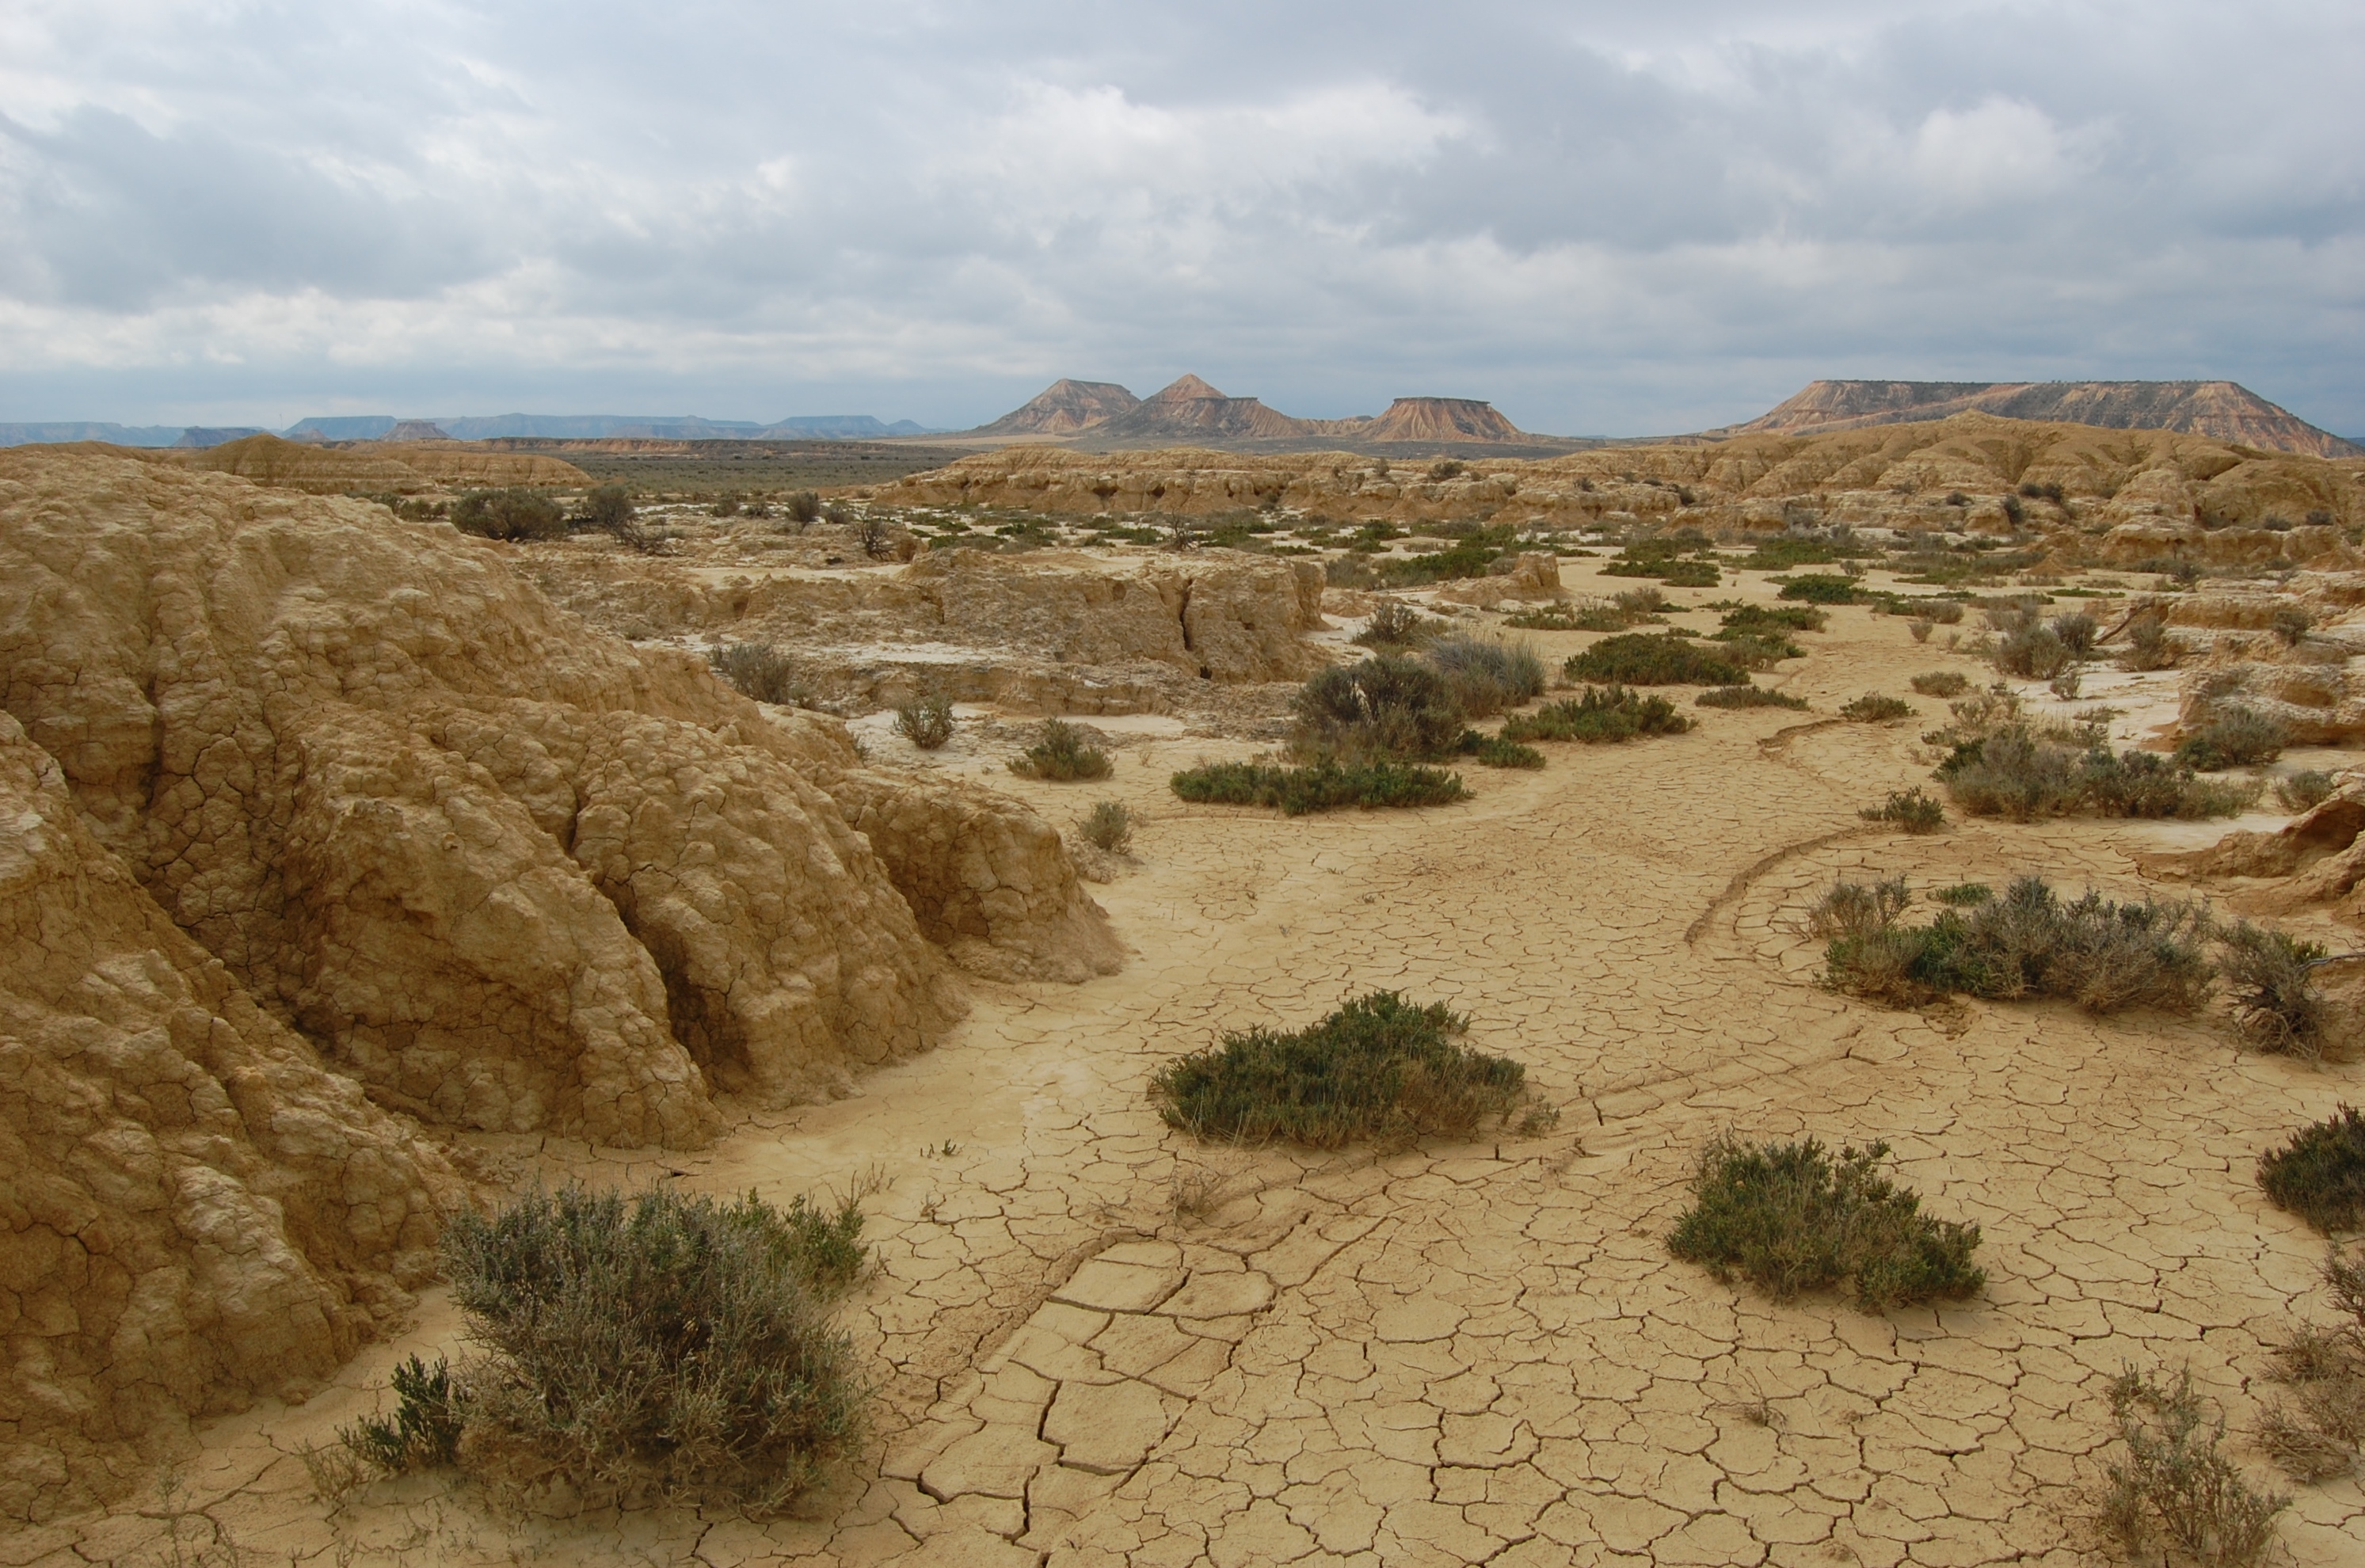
[11,447,2365,1562]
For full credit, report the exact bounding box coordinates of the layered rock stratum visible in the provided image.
[1706,379,2359,457]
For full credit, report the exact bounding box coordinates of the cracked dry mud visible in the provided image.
[17,580,2365,1568]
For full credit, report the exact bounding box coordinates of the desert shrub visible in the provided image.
[1839,693,1914,723]
[1911,671,1972,697]
[1919,599,1967,625]
[821,501,853,529]
[1354,600,1440,647]
[453,488,566,542]
[1506,600,1613,631]
[1079,801,1133,854]
[1426,635,1545,718]
[2047,664,2085,703]
[893,691,956,750]
[2120,614,2180,671]
[1501,685,1693,744]
[1994,620,2072,679]
[1719,603,1827,635]
[2099,1365,2285,1567]
[1151,991,1533,1147]
[1933,882,1993,907]
[1666,1136,1985,1311]
[2259,1109,2365,1234]
[1940,721,2257,820]
[1713,631,1805,671]
[340,1354,466,1475]
[1696,685,1809,710]
[2277,771,2337,813]
[438,1184,867,1511]
[785,490,822,527]
[580,484,635,533]
[1375,527,1517,585]
[2176,707,2288,771]
[1292,656,1466,761]
[2257,1247,2365,1481]
[1816,874,2215,1014]
[1778,574,1860,604]
[1461,733,1544,768]
[2274,607,2316,645]
[2051,611,2099,657]
[1009,719,1114,781]
[1563,632,1747,687]
[1908,618,1935,642]
[709,643,808,706]
[1861,789,1945,834]
[1613,585,1670,618]
[1169,759,1469,815]
[2220,921,2334,1058]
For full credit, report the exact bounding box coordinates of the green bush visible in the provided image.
[1713,630,1806,670]
[1079,801,1133,853]
[1778,574,1860,604]
[2260,1109,2365,1234]
[1563,632,1748,687]
[437,1184,868,1510]
[894,691,956,749]
[2176,707,2289,771]
[1994,621,2072,680]
[2119,614,2181,670]
[2221,921,2335,1058]
[580,484,636,533]
[2100,1366,2285,1567]
[1353,600,1441,647]
[1937,714,2258,820]
[1933,882,1994,907]
[1501,686,1693,744]
[340,1354,466,1475]
[1717,603,1827,635]
[1426,635,1546,718]
[1009,719,1114,780]
[1861,789,1945,833]
[1152,992,1533,1147]
[1459,732,1544,769]
[1839,693,1914,723]
[1816,873,2215,1014]
[1374,527,1518,585]
[709,643,809,706]
[453,488,566,542]
[1292,656,1467,761]
[1666,1136,1985,1311]
[1910,671,1972,697]
[1696,685,1809,710]
[2278,771,2338,813]
[1169,759,1470,815]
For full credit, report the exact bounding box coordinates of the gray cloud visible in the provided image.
[0,0,2357,434]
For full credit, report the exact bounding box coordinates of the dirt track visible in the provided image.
[18,580,2365,1568]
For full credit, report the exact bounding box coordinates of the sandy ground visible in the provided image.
[17,567,2365,1567]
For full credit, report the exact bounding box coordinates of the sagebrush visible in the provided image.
[2100,1365,2285,1566]
[1563,633,1747,687]
[1009,718,1114,780]
[1501,685,1694,744]
[1169,758,1469,815]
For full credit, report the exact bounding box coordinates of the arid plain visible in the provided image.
[7,410,2365,1568]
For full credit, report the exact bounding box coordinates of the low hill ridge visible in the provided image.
[1719,379,2359,458]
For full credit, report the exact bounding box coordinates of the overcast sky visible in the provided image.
[2,1,2359,436]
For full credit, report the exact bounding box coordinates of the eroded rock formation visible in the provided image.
[0,450,1115,1151]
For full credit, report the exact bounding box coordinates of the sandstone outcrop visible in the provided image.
[2141,773,2365,920]
[0,450,1115,1150]
[0,710,467,1522]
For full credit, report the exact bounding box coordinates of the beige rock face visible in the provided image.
[2142,774,2365,918]
[0,450,1115,1147]
[0,711,466,1523]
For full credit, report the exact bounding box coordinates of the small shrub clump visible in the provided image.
[2175,706,2289,771]
[1292,656,1466,762]
[1839,693,1914,723]
[409,1184,870,1511]
[1170,759,1470,815]
[710,643,809,706]
[1152,992,1537,1147]
[1777,574,1861,604]
[339,1354,465,1475]
[1563,632,1748,687]
[1931,697,2258,820]
[1353,600,1441,647]
[2220,920,2336,1059]
[2277,771,2338,813]
[1815,874,2215,1014]
[2257,1247,2365,1482]
[1078,801,1134,854]
[1696,684,1810,710]
[1501,686,1693,744]
[1910,671,1972,697]
[2259,1109,2365,1235]
[1426,635,1545,719]
[1459,732,1545,769]
[1861,788,1945,834]
[2099,1365,2286,1567]
[453,487,566,542]
[1666,1136,1985,1311]
[2119,613,2181,671]
[1009,719,1114,781]
[893,691,957,749]
[1719,603,1828,635]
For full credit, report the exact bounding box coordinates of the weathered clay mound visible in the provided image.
[0,710,467,1522]
[2142,773,2365,919]
[0,451,1115,1150]
[535,547,1327,690]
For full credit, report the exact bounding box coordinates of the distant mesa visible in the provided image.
[173,427,268,449]
[965,376,1538,451]
[381,419,452,442]
[1716,379,2360,459]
